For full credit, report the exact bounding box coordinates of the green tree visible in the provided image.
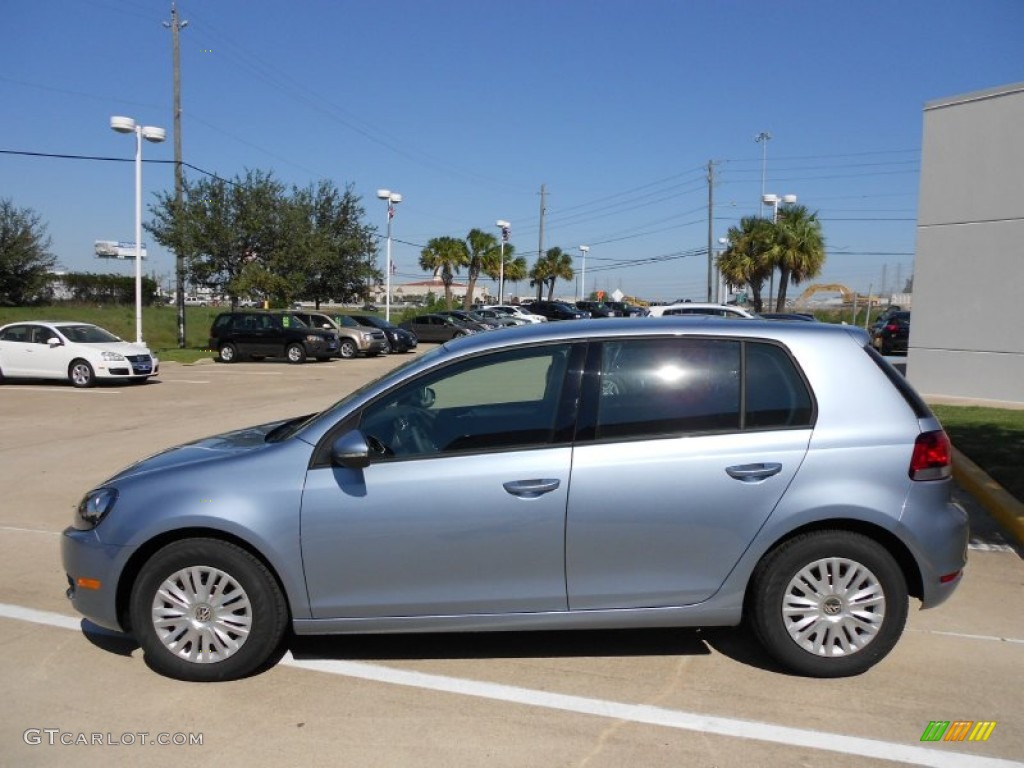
[274,181,378,308]
[481,242,525,302]
[717,216,777,312]
[146,169,286,307]
[419,236,469,309]
[773,205,825,311]
[0,198,57,306]
[530,247,574,301]
[462,228,500,309]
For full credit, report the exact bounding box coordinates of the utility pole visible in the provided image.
[537,184,546,300]
[164,2,188,347]
[706,160,716,302]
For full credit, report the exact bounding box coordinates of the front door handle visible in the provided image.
[503,478,561,498]
[725,463,783,482]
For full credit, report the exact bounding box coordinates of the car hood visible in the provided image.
[90,341,154,357]
[104,419,290,483]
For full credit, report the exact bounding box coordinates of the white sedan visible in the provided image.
[0,321,159,387]
[481,305,548,323]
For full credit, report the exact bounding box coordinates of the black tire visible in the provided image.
[130,539,288,682]
[747,530,907,678]
[286,343,307,364]
[338,340,358,359]
[69,359,96,388]
[218,343,238,364]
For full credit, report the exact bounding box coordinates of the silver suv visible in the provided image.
[63,318,966,681]
[290,311,388,358]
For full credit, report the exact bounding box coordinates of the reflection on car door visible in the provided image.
[300,344,579,619]
[565,338,814,609]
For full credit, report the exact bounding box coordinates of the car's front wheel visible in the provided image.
[286,343,307,364]
[218,343,238,363]
[69,359,96,388]
[338,340,358,359]
[130,539,288,682]
[748,530,907,678]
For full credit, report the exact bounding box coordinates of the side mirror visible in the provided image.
[330,430,372,469]
[47,337,62,347]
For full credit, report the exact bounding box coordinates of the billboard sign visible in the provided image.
[95,240,147,259]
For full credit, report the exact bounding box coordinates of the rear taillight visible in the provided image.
[910,430,952,480]
[885,322,899,332]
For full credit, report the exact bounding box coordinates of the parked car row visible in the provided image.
[208,311,417,364]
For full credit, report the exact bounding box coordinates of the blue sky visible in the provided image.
[2,1,1022,302]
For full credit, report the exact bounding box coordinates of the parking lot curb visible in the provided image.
[952,447,1024,546]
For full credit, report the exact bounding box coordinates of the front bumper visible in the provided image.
[98,355,159,379]
[61,527,134,632]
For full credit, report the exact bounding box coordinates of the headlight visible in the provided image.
[75,487,118,530]
[101,351,126,362]
[361,332,373,341]
[305,334,321,343]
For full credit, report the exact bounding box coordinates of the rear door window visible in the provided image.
[590,338,813,440]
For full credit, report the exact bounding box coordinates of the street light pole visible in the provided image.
[111,116,165,344]
[376,189,402,322]
[578,245,589,301]
[496,220,510,303]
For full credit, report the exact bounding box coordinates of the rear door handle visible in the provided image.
[725,463,783,482]
[503,479,561,498]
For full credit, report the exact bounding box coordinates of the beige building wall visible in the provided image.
[908,82,1024,405]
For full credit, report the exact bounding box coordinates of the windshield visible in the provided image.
[58,325,122,343]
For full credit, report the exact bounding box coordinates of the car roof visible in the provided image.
[428,316,864,354]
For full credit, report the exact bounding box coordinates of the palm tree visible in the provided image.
[716,216,776,312]
[462,228,500,309]
[773,205,825,311]
[481,243,526,302]
[419,236,468,309]
[529,247,575,301]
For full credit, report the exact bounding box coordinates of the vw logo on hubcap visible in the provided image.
[194,604,213,622]
[822,596,843,616]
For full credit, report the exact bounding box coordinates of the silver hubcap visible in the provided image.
[289,347,302,361]
[782,557,885,657]
[151,566,252,664]
[72,364,90,385]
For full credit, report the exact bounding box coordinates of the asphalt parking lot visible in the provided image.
[1,354,1021,768]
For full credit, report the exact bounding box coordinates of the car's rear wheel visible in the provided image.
[130,539,288,682]
[748,531,907,677]
[218,343,238,363]
[286,343,306,364]
[338,340,357,359]
[69,359,96,388]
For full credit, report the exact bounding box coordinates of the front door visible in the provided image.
[300,343,580,619]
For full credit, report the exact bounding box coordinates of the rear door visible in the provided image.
[565,337,814,609]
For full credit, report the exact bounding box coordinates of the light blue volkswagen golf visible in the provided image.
[62,318,967,681]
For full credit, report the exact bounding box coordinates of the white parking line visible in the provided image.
[0,526,61,536]
[0,602,1016,768]
[0,387,120,394]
